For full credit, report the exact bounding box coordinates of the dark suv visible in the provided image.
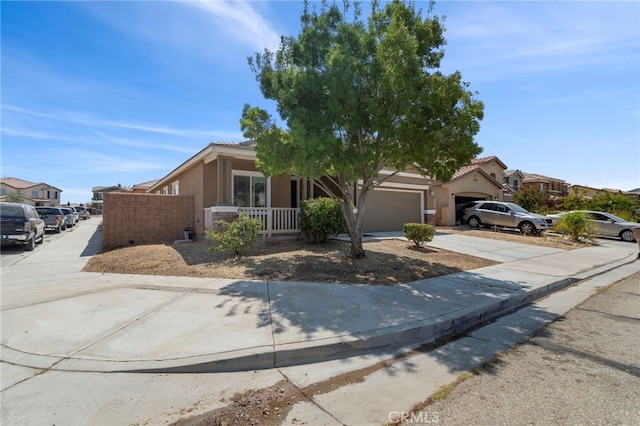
[36,206,67,233]
[1,202,45,250]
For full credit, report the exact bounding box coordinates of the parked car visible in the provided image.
[75,206,90,220]
[546,210,640,242]
[58,206,77,228]
[461,201,552,235]
[0,202,45,251]
[36,206,67,233]
[68,206,80,223]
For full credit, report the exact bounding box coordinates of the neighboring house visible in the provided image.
[503,169,525,192]
[92,185,125,215]
[429,156,507,226]
[130,179,159,194]
[522,173,568,197]
[0,177,62,206]
[623,188,640,201]
[146,141,435,236]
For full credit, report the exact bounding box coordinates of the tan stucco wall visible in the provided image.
[271,175,292,208]
[478,161,505,182]
[432,170,503,226]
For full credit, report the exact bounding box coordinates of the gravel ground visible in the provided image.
[411,272,640,426]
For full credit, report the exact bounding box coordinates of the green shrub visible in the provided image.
[299,197,347,243]
[4,192,23,202]
[206,214,263,255]
[403,223,435,247]
[553,211,594,242]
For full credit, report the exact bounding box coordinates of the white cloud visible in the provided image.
[2,104,240,141]
[441,2,639,80]
[189,0,281,51]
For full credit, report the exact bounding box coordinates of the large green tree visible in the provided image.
[241,0,483,259]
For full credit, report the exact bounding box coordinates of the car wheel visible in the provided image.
[36,232,44,244]
[620,229,635,242]
[55,223,62,233]
[467,216,481,228]
[519,221,536,235]
[25,235,36,251]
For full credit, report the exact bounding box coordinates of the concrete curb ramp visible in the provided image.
[1,221,637,374]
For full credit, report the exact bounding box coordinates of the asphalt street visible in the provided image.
[409,271,640,426]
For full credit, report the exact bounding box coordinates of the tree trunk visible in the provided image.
[340,184,367,259]
[348,224,366,259]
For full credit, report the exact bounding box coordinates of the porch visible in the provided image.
[204,206,300,237]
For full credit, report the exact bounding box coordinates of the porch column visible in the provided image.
[216,157,233,205]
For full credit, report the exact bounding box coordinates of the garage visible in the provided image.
[360,189,422,233]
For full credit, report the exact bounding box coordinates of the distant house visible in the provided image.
[522,173,568,197]
[429,156,507,225]
[503,169,524,192]
[623,188,640,201]
[92,185,126,214]
[0,177,62,206]
[130,179,159,194]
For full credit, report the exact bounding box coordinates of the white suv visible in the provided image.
[462,201,551,235]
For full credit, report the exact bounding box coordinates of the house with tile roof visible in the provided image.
[130,179,160,193]
[428,156,508,226]
[522,173,568,197]
[0,177,62,206]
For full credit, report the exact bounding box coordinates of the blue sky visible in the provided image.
[2,1,639,204]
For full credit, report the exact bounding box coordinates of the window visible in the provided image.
[0,188,6,196]
[31,190,39,198]
[171,181,179,195]
[233,172,268,207]
[479,203,496,211]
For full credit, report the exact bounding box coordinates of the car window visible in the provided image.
[0,205,24,218]
[506,203,529,213]
[589,213,608,221]
[495,204,508,213]
[478,203,495,211]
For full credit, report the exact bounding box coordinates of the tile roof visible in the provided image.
[1,177,62,191]
[1,177,40,189]
[131,179,159,190]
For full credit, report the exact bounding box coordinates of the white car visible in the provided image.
[547,210,639,242]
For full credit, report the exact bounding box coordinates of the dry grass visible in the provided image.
[83,228,576,285]
[84,238,499,285]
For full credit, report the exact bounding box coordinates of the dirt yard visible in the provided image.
[83,228,576,286]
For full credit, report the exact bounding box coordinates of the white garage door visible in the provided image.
[361,189,422,233]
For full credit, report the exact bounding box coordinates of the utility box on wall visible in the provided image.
[102,192,194,251]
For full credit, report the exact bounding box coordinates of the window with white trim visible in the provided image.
[233,171,268,207]
[171,181,179,195]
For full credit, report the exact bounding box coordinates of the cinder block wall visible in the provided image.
[102,192,194,251]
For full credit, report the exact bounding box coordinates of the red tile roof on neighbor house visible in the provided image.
[1,177,41,189]
[470,155,508,170]
[448,164,503,188]
[522,172,566,183]
[131,179,159,191]
[1,177,62,191]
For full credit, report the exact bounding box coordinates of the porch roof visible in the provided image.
[148,141,257,193]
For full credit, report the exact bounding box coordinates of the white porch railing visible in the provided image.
[239,207,300,236]
[204,207,300,237]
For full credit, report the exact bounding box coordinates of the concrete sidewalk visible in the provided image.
[1,219,638,375]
